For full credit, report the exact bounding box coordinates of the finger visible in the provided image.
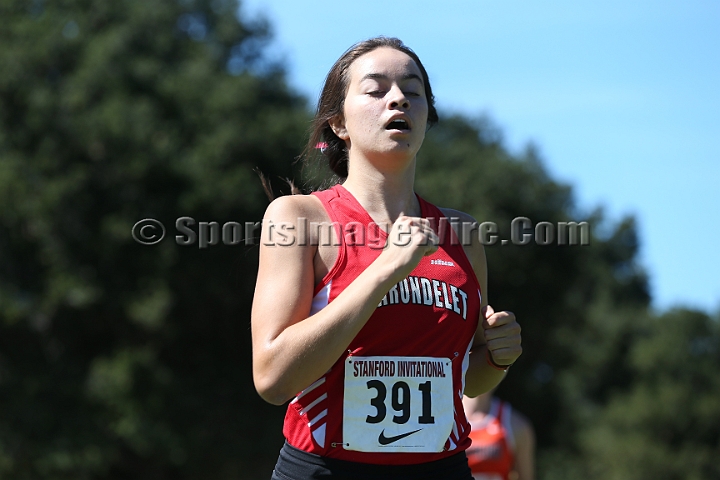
[484,323,522,342]
[484,322,521,343]
[426,228,439,245]
[486,341,521,355]
[422,242,439,256]
[482,310,514,329]
[487,344,523,365]
[415,222,438,243]
[482,312,506,329]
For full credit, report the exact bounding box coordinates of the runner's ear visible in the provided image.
[329,114,349,141]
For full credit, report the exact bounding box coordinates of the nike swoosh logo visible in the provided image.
[378,428,422,445]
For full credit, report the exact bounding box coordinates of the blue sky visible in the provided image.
[240,0,720,314]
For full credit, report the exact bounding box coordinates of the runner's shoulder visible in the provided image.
[263,193,328,224]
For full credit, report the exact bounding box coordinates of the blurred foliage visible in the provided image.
[0,0,306,478]
[0,0,718,479]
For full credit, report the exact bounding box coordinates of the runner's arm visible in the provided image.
[252,195,437,405]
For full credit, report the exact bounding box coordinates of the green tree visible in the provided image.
[0,0,307,477]
[575,308,720,480]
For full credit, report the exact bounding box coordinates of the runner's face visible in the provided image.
[332,47,429,163]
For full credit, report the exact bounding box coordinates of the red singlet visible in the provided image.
[282,184,482,465]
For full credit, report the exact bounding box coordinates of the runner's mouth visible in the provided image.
[386,119,410,130]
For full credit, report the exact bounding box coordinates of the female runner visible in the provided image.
[251,36,522,480]
[463,390,535,480]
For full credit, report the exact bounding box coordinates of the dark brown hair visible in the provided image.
[302,37,438,180]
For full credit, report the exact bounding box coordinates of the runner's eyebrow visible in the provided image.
[361,73,423,83]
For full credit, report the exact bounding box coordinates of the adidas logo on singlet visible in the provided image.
[430,259,455,267]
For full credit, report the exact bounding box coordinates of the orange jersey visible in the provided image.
[466,400,515,480]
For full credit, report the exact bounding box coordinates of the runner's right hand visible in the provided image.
[381,215,438,282]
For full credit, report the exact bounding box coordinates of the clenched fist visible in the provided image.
[482,305,522,368]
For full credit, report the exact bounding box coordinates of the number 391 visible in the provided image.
[365,380,435,425]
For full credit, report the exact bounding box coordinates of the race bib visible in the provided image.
[343,356,454,452]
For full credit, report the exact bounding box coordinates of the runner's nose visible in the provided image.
[388,85,410,109]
